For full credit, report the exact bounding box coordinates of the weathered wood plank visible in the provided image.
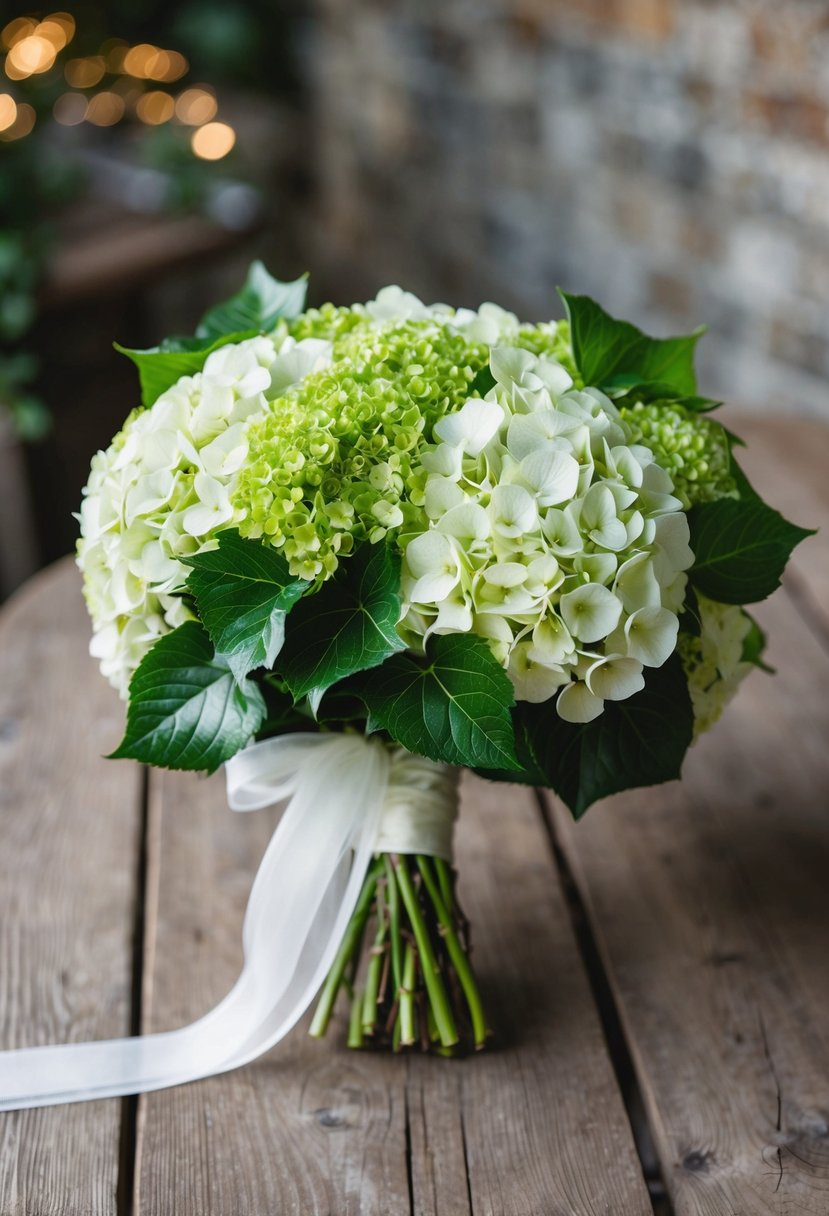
[0,561,143,1215]
[548,581,829,1212]
[135,771,652,1214]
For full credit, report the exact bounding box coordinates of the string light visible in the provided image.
[175,87,217,126]
[191,121,236,160]
[136,90,174,125]
[53,91,87,125]
[0,100,35,140]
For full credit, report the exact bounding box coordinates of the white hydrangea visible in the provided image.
[77,333,332,695]
[399,345,694,723]
[680,594,753,735]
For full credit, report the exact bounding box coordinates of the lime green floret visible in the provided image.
[515,319,579,379]
[234,319,489,580]
[289,302,372,346]
[619,401,736,508]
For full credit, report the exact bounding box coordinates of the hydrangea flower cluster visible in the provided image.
[678,594,753,735]
[78,274,784,754]
[233,315,490,579]
[619,401,736,509]
[397,346,695,722]
[77,332,332,693]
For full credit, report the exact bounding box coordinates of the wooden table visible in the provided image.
[0,415,827,1215]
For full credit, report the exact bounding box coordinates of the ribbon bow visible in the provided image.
[0,733,457,1110]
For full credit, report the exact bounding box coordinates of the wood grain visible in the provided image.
[0,561,143,1215]
[135,771,652,1214]
[548,417,829,1214]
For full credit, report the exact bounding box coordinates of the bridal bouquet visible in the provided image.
[76,264,810,1058]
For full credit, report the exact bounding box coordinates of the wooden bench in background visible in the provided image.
[0,415,827,1215]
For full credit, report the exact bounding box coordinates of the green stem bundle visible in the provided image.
[310,853,489,1054]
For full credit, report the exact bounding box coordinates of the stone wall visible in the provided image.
[295,0,829,416]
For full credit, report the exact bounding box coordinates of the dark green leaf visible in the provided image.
[469,365,496,396]
[279,543,405,701]
[196,261,308,339]
[741,612,775,673]
[115,331,254,407]
[719,427,762,504]
[689,499,814,604]
[613,379,722,413]
[558,290,703,394]
[182,530,306,682]
[110,621,265,773]
[361,633,520,771]
[514,655,694,817]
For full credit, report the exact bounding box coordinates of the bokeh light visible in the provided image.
[6,34,58,79]
[85,90,125,127]
[0,93,17,131]
[65,56,105,88]
[175,87,217,126]
[53,91,87,125]
[191,121,236,160]
[0,100,35,140]
[1,18,36,50]
[136,90,174,125]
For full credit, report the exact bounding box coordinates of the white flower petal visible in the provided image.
[557,680,605,723]
[559,583,622,643]
[436,502,491,541]
[425,477,465,519]
[585,655,645,701]
[433,397,504,456]
[508,643,570,703]
[489,484,537,537]
[615,553,662,613]
[624,606,679,667]
[518,446,580,506]
[405,530,458,579]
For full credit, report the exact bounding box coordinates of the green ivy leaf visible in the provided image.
[110,621,265,773]
[182,530,307,683]
[115,330,254,408]
[688,499,814,604]
[196,261,308,339]
[559,290,703,395]
[361,634,520,771]
[279,543,405,701]
[512,655,694,818]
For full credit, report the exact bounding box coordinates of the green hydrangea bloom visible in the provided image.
[288,302,371,346]
[619,401,736,509]
[515,320,579,379]
[234,319,489,579]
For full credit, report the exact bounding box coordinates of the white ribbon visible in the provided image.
[0,733,458,1111]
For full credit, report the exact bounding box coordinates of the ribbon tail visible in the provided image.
[0,736,389,1110]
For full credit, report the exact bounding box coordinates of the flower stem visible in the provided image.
[392,854,458,1049]
[362,878,387,1033]
[309,851,487,1054]
[399,941,417,1046]
[416,855,488,1049]
[309,859,379,1039]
